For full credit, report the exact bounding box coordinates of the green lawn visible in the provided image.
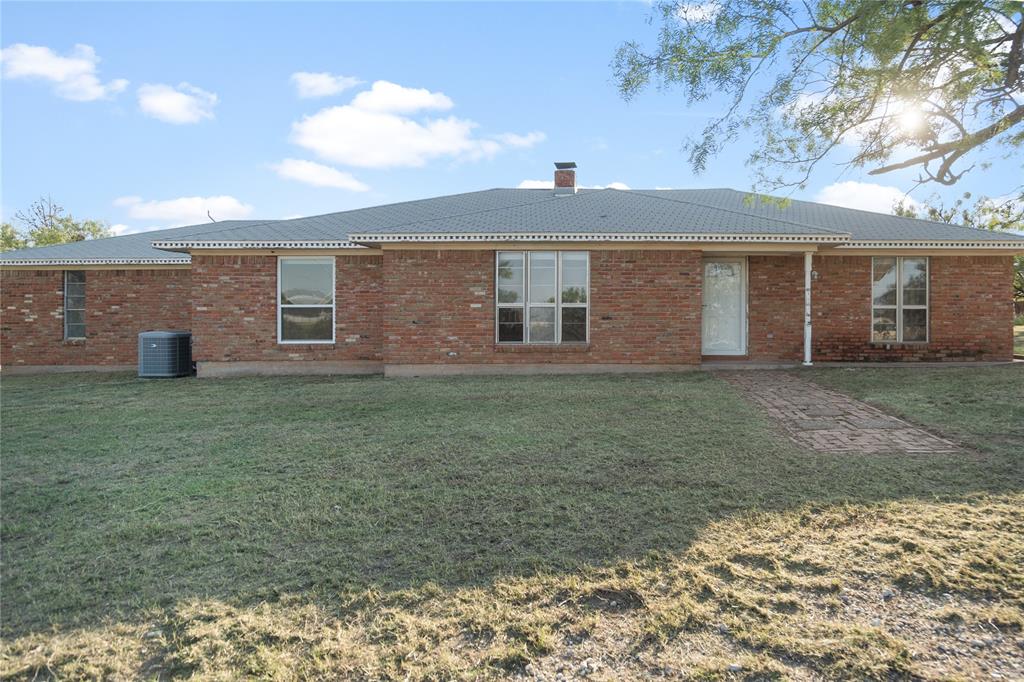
[1015,324,1024,355]
[1,368,1021,680]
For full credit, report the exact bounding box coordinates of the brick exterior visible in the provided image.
[1,251,1015,370]
[1,268,191,366]
[744,254,1015,362]
[190,254,382,363]
[747,255,804,361]
[382,249,703,365]
[811,255,1015,362]
[554,169,576,189]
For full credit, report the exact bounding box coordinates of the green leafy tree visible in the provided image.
[1,223,27,252]
[1,197,112,251]
[614,1,1024,190]
[894,191,1024,300]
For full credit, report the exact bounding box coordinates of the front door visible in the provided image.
[702,259,746,355]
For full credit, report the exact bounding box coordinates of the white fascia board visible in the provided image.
[0,258,190,266]
[346,232,852,244]
[838,240,1024,249]
[152,240,366,250]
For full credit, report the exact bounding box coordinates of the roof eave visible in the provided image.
[152,240,367,251]
[837,240,1024,250]
[346,232,852,244]
[0,258,190,266]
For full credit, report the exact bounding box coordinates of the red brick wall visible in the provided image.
[812,255,1014,361]
[190,254,383,363]
[1,268,191,366]
[382,249,703,365]
[747,255,804,361]
[3,252,1013,370]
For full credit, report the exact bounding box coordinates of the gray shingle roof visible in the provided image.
[636,189,1023,242]
[3,188,1022,265]
[0,220,276,264]
[349,188,846,238]
[152,189,569,247]
[165,188,1023,245]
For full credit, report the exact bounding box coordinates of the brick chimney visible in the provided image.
[553,161,577,195]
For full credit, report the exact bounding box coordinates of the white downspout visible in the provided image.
[803,251,813,366]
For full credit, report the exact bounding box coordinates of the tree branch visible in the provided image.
[869,104,1024,179]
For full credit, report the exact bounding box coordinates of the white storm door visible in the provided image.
[702,259,746,355]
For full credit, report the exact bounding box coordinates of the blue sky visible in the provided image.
[2,2,1018,234]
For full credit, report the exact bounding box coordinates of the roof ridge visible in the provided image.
[321,187,593,235]
[276,188,547,225]
[149,217,287,243]
[775,192,1013,237]
[118,219,273,240]
[630,187,1015,237]
[627,189,849,236]
[0,219,275,259]
[158,189,566,243]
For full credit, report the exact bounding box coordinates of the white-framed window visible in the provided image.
[496,251,589,344]
[277,257,335,344]
[64,271,86,339]
[871,256,928,343]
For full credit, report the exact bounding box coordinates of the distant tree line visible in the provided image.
[895,193,1024,301]
[2,197,112,252]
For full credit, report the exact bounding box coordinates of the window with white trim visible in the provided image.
[871,256,928,342]
[496,251,589,343]
[64,271,86,339]
[278,257,335,343]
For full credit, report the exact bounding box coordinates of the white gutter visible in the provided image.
[152,240,366,252]
[836,240,1024,249]
[347,232,851,244]
[0,258,190,266]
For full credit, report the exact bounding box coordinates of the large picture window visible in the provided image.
[278,257,335,343]
[64,271,86,339]
[496,251,589,344]
[871,256,928,343]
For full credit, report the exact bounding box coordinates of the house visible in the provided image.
[2,163,1022,376]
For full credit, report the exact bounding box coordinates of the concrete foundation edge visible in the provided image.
[384,363,699,377]
[197,361,383,377]
[811,360,1016,368]
[1,364,135,375]
[6,359,1014,378]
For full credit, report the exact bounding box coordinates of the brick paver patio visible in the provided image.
[721,371,960,454]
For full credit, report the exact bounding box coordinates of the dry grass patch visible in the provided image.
[3,495,1021,680]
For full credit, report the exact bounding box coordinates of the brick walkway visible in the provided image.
[721,371,960,454]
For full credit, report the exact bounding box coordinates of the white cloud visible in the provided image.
[114,195,253,225]
[291,71,362,98]
[516,180,631,190]
[137,83,217,124]
[495,132,547,148]
[350,80,453,113]
[815,181,916,214]
[0,43,128,101]
[676,2,720,22]
[109,223,133,236]
[270,158,369,191]
[292,107,478,167]
[290,81,544,169]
